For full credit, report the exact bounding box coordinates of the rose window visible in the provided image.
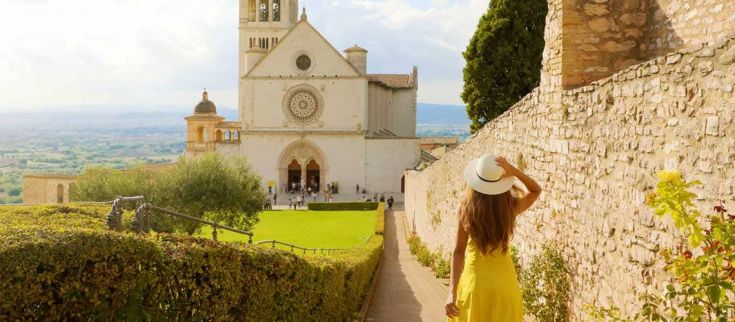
[283,85,323,125]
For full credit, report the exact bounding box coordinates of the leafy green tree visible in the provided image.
[462,0,547,133]
[8,188,21,197]
[152,153,265,234]
[72,153,265,234]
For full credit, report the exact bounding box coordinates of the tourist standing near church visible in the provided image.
[445,154,541,322]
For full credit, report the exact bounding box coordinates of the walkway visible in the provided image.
[365,208,448,322]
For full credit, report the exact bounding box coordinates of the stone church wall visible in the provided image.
[404,37,735,319]
[364,138,419,194]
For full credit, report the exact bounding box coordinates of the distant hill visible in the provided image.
[417,103,469,125]
[0,102,466,129]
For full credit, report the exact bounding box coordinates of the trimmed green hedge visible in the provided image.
[0,205,383,321]
[375,203,385,235]
[308,202,380,211]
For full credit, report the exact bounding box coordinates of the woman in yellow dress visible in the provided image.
[445,154,542,321]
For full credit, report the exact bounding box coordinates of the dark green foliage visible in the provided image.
[71,153,265,234]
[307,202,380,211]
[462,0,547,133]
[7,188,21,196]
[0,204,383,321]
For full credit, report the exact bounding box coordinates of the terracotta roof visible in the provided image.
[368,74,414,89]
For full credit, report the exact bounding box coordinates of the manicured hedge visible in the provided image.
[375,203,385,235]
[0,204,383,321]
[308,202,380,211]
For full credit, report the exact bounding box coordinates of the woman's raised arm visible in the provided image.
[495,156,542,215]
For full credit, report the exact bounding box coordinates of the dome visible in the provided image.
[194,90,217,114]
[344,44,368,53]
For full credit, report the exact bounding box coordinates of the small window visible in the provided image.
[273,0,281,21]
[296,55,312,71]
[259,0,269,21]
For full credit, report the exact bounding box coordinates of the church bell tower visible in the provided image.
[239,0,299,76]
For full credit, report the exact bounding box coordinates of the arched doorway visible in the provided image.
[277,140,329,193]
[306,159,320,192]
[56,183,64,203]
[287,159,301,192]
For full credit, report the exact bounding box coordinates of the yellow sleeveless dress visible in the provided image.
[449,238,523,322]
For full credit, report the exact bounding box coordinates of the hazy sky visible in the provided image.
[0,0,488,112]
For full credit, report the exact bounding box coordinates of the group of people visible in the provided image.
[264,182,404,211]
[360,192,395,209]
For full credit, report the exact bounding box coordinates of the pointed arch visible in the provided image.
[277,139,329,193]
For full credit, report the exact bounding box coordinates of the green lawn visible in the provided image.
[198,210,376,249]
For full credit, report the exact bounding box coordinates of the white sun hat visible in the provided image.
[464,154,516,195]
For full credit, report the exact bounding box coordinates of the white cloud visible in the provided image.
[0,0,487,111]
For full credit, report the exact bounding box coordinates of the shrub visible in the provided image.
[375,203,386,235]
[0,203,134,231]
[0,205,383,321]
[519,244,571,322]
[586,170,735,321]
[72,153,265,234]
[407,233,450,279]
[308,202,380,211]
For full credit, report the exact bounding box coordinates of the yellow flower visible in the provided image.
[657,170,682,183]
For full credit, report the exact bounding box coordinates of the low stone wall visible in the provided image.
[405,37,735,319]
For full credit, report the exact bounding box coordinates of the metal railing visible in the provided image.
[104,196,354,253]
[254,240,344,255]
[105,196,253,244]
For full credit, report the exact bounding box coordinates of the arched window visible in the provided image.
[56,184,64,203]
[273,0,281,21]
[248,0,256,21]
[259,0,269,21]
[224,131,231,141]
[197,126,205,142]
[234,131,240,141]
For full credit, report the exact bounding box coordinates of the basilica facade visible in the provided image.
[185,0,420,194]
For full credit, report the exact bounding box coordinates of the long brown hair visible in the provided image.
[459,185,523,255]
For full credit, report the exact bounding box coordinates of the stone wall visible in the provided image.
[404,37,735,319]
[562,0,735,89]
[22,175,78,204]
[646,0,735,58]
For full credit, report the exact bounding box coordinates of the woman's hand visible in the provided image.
[495,156,519,177]
[445,295,460,318]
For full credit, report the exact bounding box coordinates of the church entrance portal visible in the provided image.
[278,140,328,194]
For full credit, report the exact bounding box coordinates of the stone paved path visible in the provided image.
[365,208,448,322]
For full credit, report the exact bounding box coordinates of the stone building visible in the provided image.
[186,0,420,194]
[22,175,77,204]
[405,0,735,319]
